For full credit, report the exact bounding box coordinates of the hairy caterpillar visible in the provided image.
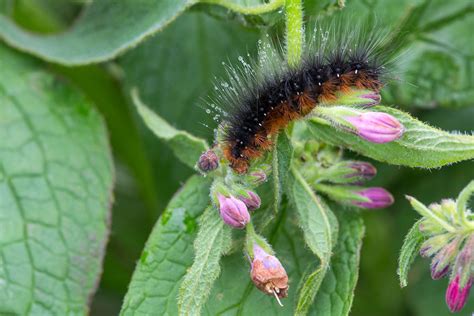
[211,24,395,174]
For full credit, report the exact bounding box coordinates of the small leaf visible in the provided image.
[120,176,211,315]
[0,44,113,314]
[132,88,209,169]
[398,220,425,288]
[287,167,338,314]
[308,106,474,168]
[272,131,293,214]
[178,205,232,315]
[310,211,365,315]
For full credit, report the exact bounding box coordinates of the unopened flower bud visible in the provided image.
[446,275,473,312]
[198,149,219,172]
[320,161,377,184]
[217,194,250,229]
[248,171,267,185]
[320,88,381,107]
[239,191,261,211]
[453,235,474,287]
[344,112,404,143]
[430,238,460,280]
[419,233,452,258]
[250,244,288,303]
[353,187,394,209]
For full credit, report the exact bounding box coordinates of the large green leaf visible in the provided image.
[178,206,232,315]
[120,176,211,315]
[338,0,474,108]
[287,167,338,314]
[0,0,285,65]
[0,0,195,65]
[309,106,474,168]
[310,211,365,315]
[0,44,113,314]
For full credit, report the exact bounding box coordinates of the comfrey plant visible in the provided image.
[399,181,474,313]
[123,3,474,314]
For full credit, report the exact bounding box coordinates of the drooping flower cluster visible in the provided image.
[407,182,474,313]
[195,89,404,304]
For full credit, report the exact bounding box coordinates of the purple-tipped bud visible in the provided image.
[217,194,250,229]
[198,149,219,172]
[353,187,394,209]
[250,244,289,299]
[360,93,382,107]
[431,261,450,280]
[347,161,377,181]
[430,238,460,280]
[248,171,267,186]
[345,112,404,143]
[446,275,473,312]
[239,191,261,211]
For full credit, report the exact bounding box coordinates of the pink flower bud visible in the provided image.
[347,161,377,181]
[430,238,460,280]
[248,171,267,185]
[250,244,289,301]
[198,149,219,172]
[217,194,250,229]
[239,191,261,211]
[345,112,404,143]
[446,275,473,312]
[360,92,382,107]
[353,187,394,209]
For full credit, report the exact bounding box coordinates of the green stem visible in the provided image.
[285,0,304,67]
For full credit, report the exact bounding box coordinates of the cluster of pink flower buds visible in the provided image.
[421,235,474,312]
[410,193,474,313]
[215,190,261,229]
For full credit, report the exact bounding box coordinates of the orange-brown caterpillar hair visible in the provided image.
[213,23,395,174]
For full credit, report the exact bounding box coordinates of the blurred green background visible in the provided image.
[1,0,472,315]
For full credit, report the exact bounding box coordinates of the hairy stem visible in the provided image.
[285,0,304,67]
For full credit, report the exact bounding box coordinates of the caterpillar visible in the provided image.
[212,24,394,174]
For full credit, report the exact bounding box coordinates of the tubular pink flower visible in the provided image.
[345,112,404,143]
[250,244,289,300]
[217,194,250,229]
[446,275,473,312]
[353,187,394,209]
[239,191,261,211]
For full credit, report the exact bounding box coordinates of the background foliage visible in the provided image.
[0,0,472,315]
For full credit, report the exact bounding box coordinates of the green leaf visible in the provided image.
[199,0,284,15]
[272,131,293,214]
[397,220,425,288]
[0,0,196,65]
[132,88,209,170]
[53,65,159,215]
[0,44,113,314]
[308,106,474,168]
[287,167,338,314]
[178,206,232,315]
[120,175,211,315]
[310,211,365,315]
